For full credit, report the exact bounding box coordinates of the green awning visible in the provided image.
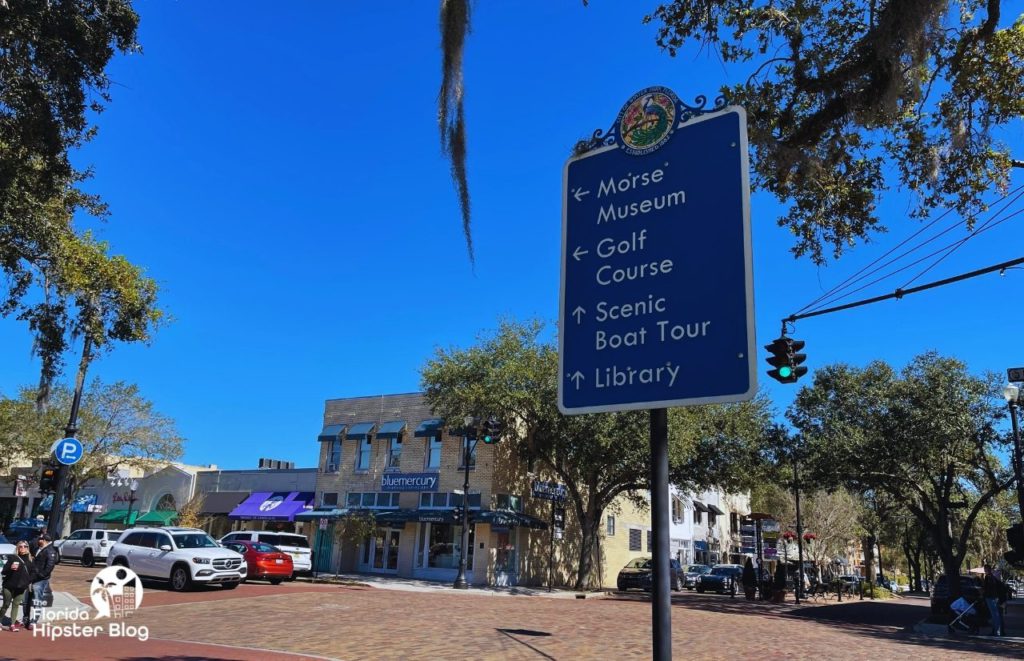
[318,424,346,443]
[376,420,407,439]
[135,510,178,525]
[346,422,377,440]
[414,418,444,437]
[95,509,140,525]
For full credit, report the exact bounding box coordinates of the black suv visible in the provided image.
[930,574,983,615]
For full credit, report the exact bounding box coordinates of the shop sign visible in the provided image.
[380,472,440,492]
[531,480,567,502]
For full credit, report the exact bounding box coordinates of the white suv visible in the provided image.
[107,527,246,591]
[55,529,123,567]
[220,531,312,576]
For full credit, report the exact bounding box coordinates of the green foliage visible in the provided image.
[334,511,379,545]
[789,351,1012,580]
[642,1,1024,263]
[421,318,774,588]
[0,2,160,394]
[0,380,184,495]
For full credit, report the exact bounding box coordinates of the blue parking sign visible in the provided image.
[51,437,84,466]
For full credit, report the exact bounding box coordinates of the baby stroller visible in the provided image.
[947,596,987,635]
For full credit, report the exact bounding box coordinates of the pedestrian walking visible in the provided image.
[741,558,757,600]
[22,532,59,630]
[1,541,35,631]
[982,564,1005,636]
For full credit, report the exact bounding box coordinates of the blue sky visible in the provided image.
[1,2,1021,469]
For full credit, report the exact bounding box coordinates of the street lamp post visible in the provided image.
[453,420,476,590]
[1003,384,1024,519]
[793,450,805,605]
[125,479,139,526]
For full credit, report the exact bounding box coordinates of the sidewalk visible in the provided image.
[912,598,1024,647]
[299,572,606,599]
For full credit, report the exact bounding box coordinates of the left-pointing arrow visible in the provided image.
[568,371,585,389]
[573,188,591,202]
[573,246,589,261]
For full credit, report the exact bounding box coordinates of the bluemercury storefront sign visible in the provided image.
[380,472,440,492]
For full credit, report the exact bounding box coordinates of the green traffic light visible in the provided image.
[779,366,793,378]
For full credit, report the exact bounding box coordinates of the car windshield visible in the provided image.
[710,567,737,576]
[686,565,709,573]
[627,559,652,569]
[172,533,218,549]
[252,542,279,553]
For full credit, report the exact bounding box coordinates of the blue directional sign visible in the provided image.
[558,94,755,414]
[51,437,84,466]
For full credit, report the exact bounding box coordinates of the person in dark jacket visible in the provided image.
[982,564,1005,636]
[1,541,36,631]
[741,558,757,600]
[22,532,59,630]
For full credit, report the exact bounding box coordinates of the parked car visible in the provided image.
[220,531,312,577]
[616,557,683,591]
[107,526,246,591]
[222,539,294,584]
[930,574,983,615]
[682,564,711,590]
[696,564,743,594]
[54,529,123,567]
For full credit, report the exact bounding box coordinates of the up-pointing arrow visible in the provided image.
[572,306,586,324]
[572,246,589,261]
[568,371,585,390]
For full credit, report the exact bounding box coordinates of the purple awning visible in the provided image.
[228,491,315,521]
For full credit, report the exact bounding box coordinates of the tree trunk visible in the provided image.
[575,510,599,590]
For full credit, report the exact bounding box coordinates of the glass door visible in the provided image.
[363,530,401,573]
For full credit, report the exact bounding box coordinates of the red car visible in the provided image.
[223,539,293,584]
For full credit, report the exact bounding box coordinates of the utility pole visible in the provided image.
[46,334,92,539]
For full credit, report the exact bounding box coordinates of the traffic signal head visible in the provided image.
[1006,523,1024,567]
[482,418,503,444]
[38,466,58,493]
[765,337,808,384]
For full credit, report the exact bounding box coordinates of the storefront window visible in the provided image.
[388,437,402,469]
[425,435,442,469]
[422,523,473,570]
[327,439,341,472]
[355,438,371,471]
[460,437,476,469]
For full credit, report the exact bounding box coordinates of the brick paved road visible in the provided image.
[2,565,1017,660]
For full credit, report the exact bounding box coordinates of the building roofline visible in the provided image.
[323,391,424,403]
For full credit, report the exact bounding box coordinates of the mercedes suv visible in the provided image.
[107,527,246,591]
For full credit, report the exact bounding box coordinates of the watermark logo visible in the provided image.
[33,567,148,642]
[90,566,144,619]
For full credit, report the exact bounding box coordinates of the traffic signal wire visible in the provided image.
[784,255,1024,324]
[794,183,1024,316]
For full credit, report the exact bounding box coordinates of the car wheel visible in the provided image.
[672,579,680,591]
[697,586,705,593]
[81,550,94,568]
[170,565,192,592]
[222,582,239,590]
[269,578,283,585]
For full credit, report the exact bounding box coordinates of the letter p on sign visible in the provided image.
[51,437,84,465]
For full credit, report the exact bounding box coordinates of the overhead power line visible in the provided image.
[784,256,1024,326]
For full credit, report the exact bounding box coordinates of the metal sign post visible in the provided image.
[559,88,754,661]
